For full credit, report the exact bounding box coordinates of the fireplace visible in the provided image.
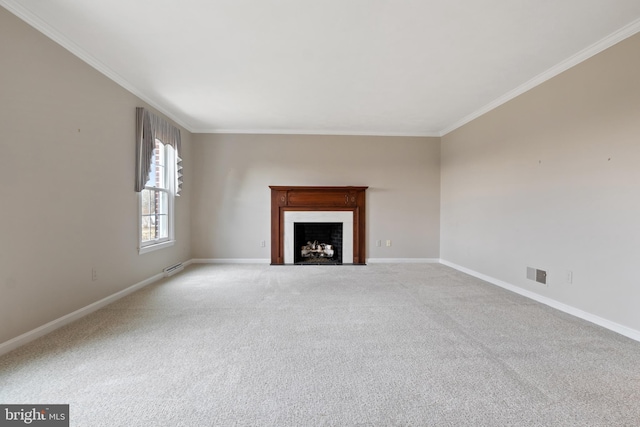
[270,186,367,265]
[284,211,353,264]
[294,222,342,264]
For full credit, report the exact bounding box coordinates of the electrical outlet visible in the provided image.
[91,268,97,281]
[260,240,266,247]
[376,240,381,247]
[566,271,573,284]
[386,240,392,247]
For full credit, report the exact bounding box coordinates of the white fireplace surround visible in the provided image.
[284,211,354,264]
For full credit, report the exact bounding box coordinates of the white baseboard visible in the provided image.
[367,258,441,264]
[440,259,640,343]
[5,258,636,357]
[191,258,441,265]
[0,261,190,357]
[191,258,271,264]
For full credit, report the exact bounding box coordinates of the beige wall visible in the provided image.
[4,3,639,346]
[191,134,440,260]
[441,33,640,332]
[0,9,192,344]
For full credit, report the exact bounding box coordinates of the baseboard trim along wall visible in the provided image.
[440,259,640,343]
[0,260,193,357]
[190,258,441,264]
[367,258,441,264]
[191,258,271,264]
[4,258,637,356]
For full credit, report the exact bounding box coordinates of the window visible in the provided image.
[139,139,175,253]
[135,107,182,254]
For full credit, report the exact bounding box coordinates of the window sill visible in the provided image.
[139,240,175,255]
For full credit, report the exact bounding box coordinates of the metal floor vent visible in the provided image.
[163,263,184,277]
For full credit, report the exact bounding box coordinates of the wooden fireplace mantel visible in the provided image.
[270,186,368,265]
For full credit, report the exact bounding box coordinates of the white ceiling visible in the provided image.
[3,0,640,136]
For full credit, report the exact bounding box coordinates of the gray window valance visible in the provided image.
[135,107,183,195]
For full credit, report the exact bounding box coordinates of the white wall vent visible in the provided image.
[163,263,184,277]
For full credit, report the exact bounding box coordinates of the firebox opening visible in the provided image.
[294,222,343,265]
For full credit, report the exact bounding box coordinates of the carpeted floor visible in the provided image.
[1,263,639,426]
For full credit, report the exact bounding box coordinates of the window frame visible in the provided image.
[138,139,176,254]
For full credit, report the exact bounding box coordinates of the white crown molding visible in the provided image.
[4,0,640,139]
[440,259,640,343]
[0,0,194,132]
[439,17,640,137]
[2,0,434,139]
[192,128,441,138]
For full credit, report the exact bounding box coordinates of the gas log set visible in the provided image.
[301,240,335,259]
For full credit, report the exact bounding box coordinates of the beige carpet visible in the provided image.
[1,263,639,426]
